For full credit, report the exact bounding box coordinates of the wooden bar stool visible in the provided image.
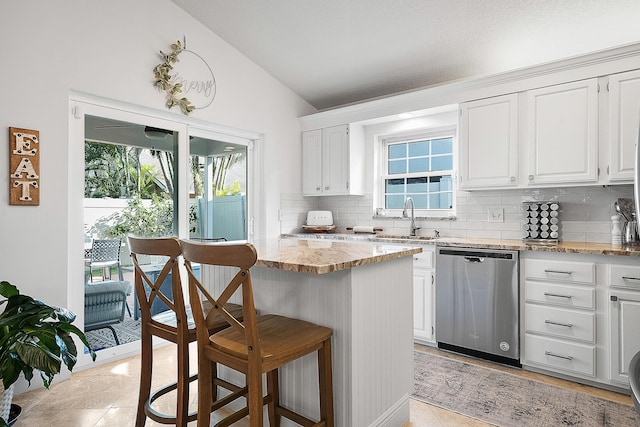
[128,236,246,427]
[181,239,334,427]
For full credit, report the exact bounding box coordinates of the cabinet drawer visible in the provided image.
[413,249,433,269]
[525,304,595,343]
[525,259,595,284]
[524,333,596,377]
[525,280,595,309]
[610,265,640,290]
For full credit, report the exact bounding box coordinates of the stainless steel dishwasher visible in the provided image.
[435,246,520,365]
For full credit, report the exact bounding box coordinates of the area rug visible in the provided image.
[85,314,141,351]
[413,349,640,426]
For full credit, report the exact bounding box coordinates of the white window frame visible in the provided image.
[378,126,457,218]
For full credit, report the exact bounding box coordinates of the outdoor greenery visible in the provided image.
[85,139,245,239]
[84,141,168,199]
[190,152,245,198]
[89,195,174,240]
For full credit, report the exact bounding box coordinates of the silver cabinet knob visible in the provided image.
[528,175,534,181]
[316,187,321,191]
[510,176,516,182]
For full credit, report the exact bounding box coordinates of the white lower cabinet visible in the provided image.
[523,252,640,390]
[525,334,596,377]
[608,265,640,384]
[413,246,435,344]
[522,254,598,380]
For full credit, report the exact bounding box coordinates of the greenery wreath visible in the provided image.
[153,40,195,115]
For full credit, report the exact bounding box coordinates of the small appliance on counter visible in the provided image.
[522,201,561,243]
[301,210,337,233]
[615,198,638,245]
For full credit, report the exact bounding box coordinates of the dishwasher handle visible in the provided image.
[464,256,485,263]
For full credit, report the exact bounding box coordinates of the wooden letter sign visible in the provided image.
[9,127,40,206]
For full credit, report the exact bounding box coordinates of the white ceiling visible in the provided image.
[171,0,640,111]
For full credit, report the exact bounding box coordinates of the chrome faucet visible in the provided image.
[402,197,421,236]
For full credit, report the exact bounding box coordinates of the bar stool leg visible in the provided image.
[266,370,279,427]
[176,335,190,426]
[197,354,212,427]
[136,329,153,427]
[319,338,334,427]
[247,363,264,427]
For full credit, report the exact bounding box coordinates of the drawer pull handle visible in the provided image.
[543,292,572,299]
[544,269,573,275]
[545,351,573,361]
[622,276,640,282]
[544,320,573,328]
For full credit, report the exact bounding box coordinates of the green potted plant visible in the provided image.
[0,281,96,426]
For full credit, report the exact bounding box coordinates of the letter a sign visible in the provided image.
[9,127,40,205]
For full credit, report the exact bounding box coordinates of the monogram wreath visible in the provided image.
[153,40,195,115]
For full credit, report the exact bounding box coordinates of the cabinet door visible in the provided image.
[609,289,640,383]
[459,94,519,189]
[413,267,434,343]
[526,79,598,185]
[322,124,350,194]
[302,129,323,195]
[608,70,640,182]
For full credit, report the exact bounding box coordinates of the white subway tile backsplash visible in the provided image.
[467,213,487,222]
[563,232,587,242]
[467,229,501,239]
[585,221,611,233]
[282,185,634,242]
[587,232,611,243]
[502,231,524,240]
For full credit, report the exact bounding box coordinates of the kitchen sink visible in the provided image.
[374,234,436,241]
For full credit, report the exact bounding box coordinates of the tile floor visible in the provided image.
[11,343,634,426]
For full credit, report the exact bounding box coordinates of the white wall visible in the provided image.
[0,0,313,355]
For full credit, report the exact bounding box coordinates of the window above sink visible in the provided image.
[378,125,457,219]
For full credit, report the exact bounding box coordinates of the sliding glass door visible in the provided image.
[71,96,257,363]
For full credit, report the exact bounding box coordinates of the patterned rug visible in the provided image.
[413,349,640,426]
[85,314,141,351]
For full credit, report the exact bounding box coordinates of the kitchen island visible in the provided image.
[205,238,421,427]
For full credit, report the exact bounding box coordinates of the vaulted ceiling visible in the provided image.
[171,0,640,111]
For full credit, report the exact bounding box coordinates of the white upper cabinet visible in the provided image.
[459,94,519,189]
[459,78,604,190]
[608,69,640,182]
[301,129,323,195]
[302,124,364,196]
[525,79,599,185]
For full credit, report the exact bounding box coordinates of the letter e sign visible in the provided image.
[9,127,40,206]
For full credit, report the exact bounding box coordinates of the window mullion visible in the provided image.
[382,131,454,212]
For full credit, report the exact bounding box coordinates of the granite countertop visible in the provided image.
[252,238,421,275]
[433,237,640,257]
[282,233,640,257]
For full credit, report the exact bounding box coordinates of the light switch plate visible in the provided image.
[488,208,504,223]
